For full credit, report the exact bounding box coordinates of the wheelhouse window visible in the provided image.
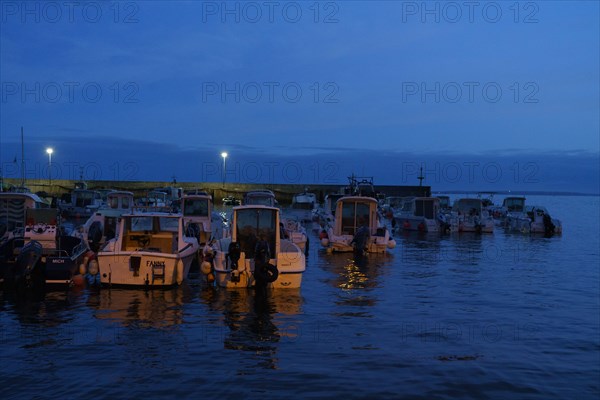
[341,201,371,235]
[184,198,209,217]
[235,208,277,259]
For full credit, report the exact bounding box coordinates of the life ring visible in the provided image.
[254,262,279,284]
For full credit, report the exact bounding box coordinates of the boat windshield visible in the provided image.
[235,208,277,259]
[183,198,209,217]
[415,199,436,219]
[75,190,99,207]
[504,198,525,212]
[127,216,179,233]
[341,201,370,235]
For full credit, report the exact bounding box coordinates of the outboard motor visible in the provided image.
[351,226,371,255]
[542,212,555,236]
[253,239,278,289]
[228,241,241,282]
[14,240,44,291]
[87,221,103,252]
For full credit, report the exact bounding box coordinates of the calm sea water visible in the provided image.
[1,195,598,399]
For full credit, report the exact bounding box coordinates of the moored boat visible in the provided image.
[321,195,396,253]
[209,205,306,289]
[97,213,199,287]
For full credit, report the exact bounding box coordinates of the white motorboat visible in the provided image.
[315,192,344,228]
[0,192,50,243]
[288,191,318,223]
[97,213,199,287]
[320,195,396,253]
[449,198,494,233]
[1,206,90,289]
[506,205,562,235]
[209,205,306,289]
[74,191,134,253]
[280,217,308,253]
[181,192,226,244]
[58,180,103,219]
[394,197,445,232]
[243,190,307,252]
[135,190,172,212]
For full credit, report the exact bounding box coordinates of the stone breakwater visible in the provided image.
[1,178,430,205]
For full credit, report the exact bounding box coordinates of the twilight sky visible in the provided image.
[0,1,598,193]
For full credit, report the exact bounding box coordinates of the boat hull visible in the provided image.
[97,251,195,287]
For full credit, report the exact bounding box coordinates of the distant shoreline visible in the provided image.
[434,191,600,197]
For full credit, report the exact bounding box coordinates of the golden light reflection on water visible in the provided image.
[338,258,370,290]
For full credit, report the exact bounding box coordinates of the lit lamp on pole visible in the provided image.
[46,147,54,189]
[221,152,228,188]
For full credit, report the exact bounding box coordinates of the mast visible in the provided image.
[21,126,25,187]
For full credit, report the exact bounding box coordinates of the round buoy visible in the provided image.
[200,261,212,275]
[320,238,329,247]
[72,274,85,287]
[387,239,396,249]
[207,272,215,283]
[88,259,99,275]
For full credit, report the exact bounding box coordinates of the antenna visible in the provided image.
[418,165,425,187]
[21,126,25,187]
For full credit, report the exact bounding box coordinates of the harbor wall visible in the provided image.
[1,178,430,205]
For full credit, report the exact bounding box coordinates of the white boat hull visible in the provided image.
[98,251,195,286]
[212,239,305,289]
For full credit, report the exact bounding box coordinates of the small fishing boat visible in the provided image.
[288,191,318,223]
[97,213,199,287]
[208,205,306,288]
[222,196,241,206]
[394,197,445,232]
[506,205,562,235]
[320,195,396,253]
[0,207,90,289]
[449,198,494,233]
[73,191,134,253]
[181,192,226,245]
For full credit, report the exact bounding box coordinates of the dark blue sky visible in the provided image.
[1,1,598,193]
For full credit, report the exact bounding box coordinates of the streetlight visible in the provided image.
[46,147,53,189]
[221,152,228,188]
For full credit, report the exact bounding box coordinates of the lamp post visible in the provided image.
[46,147,53,189]
[221,152,228,188]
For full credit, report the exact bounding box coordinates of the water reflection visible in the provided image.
[203,288,304,371]
[1,290,85,327]
[322,252,387,291]
[87,285,193,328]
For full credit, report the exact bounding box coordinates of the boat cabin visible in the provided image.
[502,197,526,213]
[243,190,277,207]
[0,192,50,235]
[452,198,483,215]
[120,214,183,253]
[334,196,378,236]
[233,206,279,260]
